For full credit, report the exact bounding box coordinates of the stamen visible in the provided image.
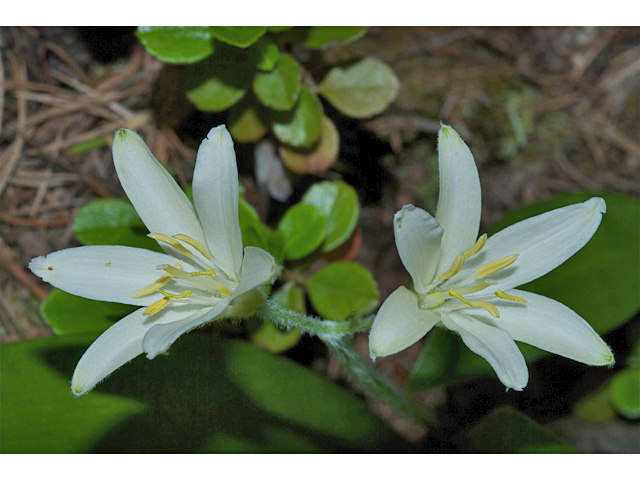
[470,301,500,318]
[148,233,194,259]
[464,234,487,259]
[189,268,216,277]
[439,254,465,281]
[495,290,527,303]
[448,288,473,307]
[144,297,169,316]
[158,289,192,299]
[476,254,518,279]
[133,261,183,298]
[449,288,500,317]
[173,234,212,260]
[457,280,494,295]
[163,264,232,298]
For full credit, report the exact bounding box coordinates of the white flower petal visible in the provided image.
[475,198,606,291]
[435,126,482,274]
[369,286,440,357]
[142,299,231,359]
[477,290,614,366]
[71,303,206,396]
[29,246,175,306]
[393,205,444,294]
[112,129,205,249]
[193,126,243,280]
[442,311,528,390]
[232,246,276,300]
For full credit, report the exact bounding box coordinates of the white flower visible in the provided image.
[369,125,614,391]
[30,126,276,396]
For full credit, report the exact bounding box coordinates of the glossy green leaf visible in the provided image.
[306,262,379,321]
[185,46,254,112]
[251,39,280,71]
[272,87,322,147]
[73,198,161,252]
[228,99,269,143]
[186,76,246,112]
[40,289,135,336]
[253,53,300,111]
[0,333,403,452]
[277,204,325,260]
[610,367,640,419]
[301,181,360,252]
[136,26,214,64]
[303,27,367,49]
[463,406,575,453]
[318,57,399,118]
[210,26,266,48]
[408,193,640,391]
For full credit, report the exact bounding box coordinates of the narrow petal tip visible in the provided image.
[584,197,606,215]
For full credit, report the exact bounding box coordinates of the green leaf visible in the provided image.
[280,115,340,174]
[185,45,253,112]
[463,406,575,453]
[277,204,325,260]
[40,289,135,336]
[136,26,214,64]
[573,381,617,423]
[253,53,301,111]
[267,26,294,33]
[610,367,640,420]
[405,329,459,392]
[228,99,269,143]
[305,262,379,321]
[0,333,403,452]
[272,87,322,147]
[318,57,399,118]
[73,198,161,252]
[303,27,367,49]
[210,26,266,48]
[408,193,640,391]
[186,77,246,112]
[251,39,279,71]
[301,180,360,252]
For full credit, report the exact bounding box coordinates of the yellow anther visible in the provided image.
[457,280,494,295]
[189,268,216,277]
[439,254,465,281]
[449,288,500,317]
[470,301,500,318]
[476,254,518,279]
[464,234,487,259]
[448,288,473,307]
[148,233,194,259]
[144,297,169,316]
[133,261,183,298]
[495,290,527,303]
[162,264,232,298]
[158,289,192,299]
[173,234,211,260]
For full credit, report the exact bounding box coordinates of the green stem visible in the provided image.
[324,337,421,421]
[256,298,373,338]
[256,298,421,421]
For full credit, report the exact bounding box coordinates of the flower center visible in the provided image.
[417,233,526,318]
[132,233,233,316]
